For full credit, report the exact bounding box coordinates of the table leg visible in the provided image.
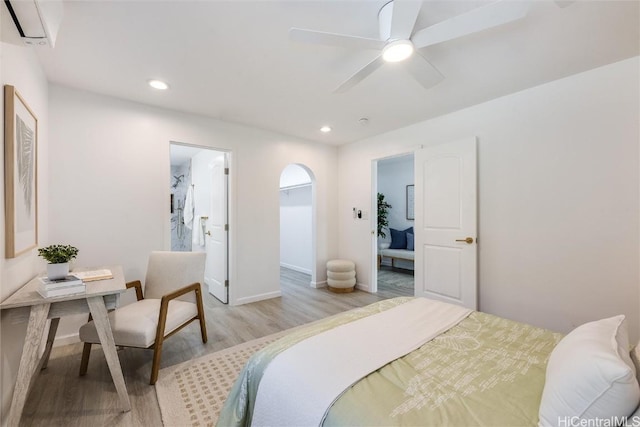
[86,296,131,412]
[40,317,60,370]
[6,303,51,427]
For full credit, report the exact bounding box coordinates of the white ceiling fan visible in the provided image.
[290,0,532,93]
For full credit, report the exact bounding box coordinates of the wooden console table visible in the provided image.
[0,265,131,426]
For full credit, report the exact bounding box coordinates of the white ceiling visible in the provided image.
[8,0,640,145]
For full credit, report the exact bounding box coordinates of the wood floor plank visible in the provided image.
[18,268,408,426]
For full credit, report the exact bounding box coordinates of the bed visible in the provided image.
[217,297,640,427]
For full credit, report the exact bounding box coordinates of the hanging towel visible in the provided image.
[192,215,205,246]
[184,185,194,229]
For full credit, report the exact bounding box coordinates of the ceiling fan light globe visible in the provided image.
[382,40,414,62]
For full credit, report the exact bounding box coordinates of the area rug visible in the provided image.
[155,330,288,427]
[378,269,414,288]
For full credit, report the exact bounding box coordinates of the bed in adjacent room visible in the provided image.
[216,297,640,427]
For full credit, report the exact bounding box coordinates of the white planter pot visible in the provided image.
[47,262,69,280]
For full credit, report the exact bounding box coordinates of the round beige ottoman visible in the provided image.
[326,259,356,293]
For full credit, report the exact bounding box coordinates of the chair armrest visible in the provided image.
[155,282,203,342]
[126,280,144,301]
[160,282,201,305]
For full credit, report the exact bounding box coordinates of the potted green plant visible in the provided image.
[38,244,79,280]
[377,193,392,238]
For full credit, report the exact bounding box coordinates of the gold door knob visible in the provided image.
[455,237,474,244]
[206,231,212,236]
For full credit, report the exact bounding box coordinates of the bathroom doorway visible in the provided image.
[170,143,230,304]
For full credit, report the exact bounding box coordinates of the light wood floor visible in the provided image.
[18,268,399,426]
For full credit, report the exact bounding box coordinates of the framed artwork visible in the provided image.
[4,85,38,258]
[406,184,415,220]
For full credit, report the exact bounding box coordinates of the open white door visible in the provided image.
[414,138,477,309]
[205,153,229,303]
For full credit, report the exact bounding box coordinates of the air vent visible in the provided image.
[4,0,64,47]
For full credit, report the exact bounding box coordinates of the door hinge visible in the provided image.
[224,167,229,175]
[224,224,229,231]
[224,280,229,287]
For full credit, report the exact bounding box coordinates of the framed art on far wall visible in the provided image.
[4,85,38,258]
[406,184,415,220]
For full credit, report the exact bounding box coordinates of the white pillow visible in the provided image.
[539,315,640,427]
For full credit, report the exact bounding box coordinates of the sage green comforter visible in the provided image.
[217,297,561,426]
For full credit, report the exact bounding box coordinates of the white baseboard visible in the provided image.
[234,290,282,305]
[280,262,312,275]
[356,282,371,292]
[310,280,326,288]
[53,332,80,348]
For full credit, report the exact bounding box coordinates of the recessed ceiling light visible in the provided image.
[148,79,169,90]
[320,126,332,133]
[382,40,414,63]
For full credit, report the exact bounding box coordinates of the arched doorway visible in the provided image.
[279,164,317,289]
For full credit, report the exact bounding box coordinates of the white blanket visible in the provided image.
[250,298,472,426]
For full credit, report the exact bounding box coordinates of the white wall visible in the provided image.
[280,186,312,274]
[0,39,50,426]
[280,164,313,274]
[338,57,640,341]
[280,163,312,188]
[47,86,338,327]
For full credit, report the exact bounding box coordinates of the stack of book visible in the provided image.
[71,269,113,282]
[38,275,86,298]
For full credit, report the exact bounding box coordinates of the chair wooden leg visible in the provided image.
[41,318,60,370]
[151,297,170,385]
[79,343,92,376]
[195,285,208,344]
[150,338,164,385]
[79,313,94,376]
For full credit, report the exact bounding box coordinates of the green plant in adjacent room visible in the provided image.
[377,193,392,238]
[37,244,79,264]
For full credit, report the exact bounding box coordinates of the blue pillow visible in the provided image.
[389,228,405,249]
[406,233,414,251]
[389,227,414,249]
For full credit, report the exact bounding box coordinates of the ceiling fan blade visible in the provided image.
[404,52,444,90]
[333,55,385,94]
[389,0,422,40]
[411,0,531,49]
[289,28,385,51]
